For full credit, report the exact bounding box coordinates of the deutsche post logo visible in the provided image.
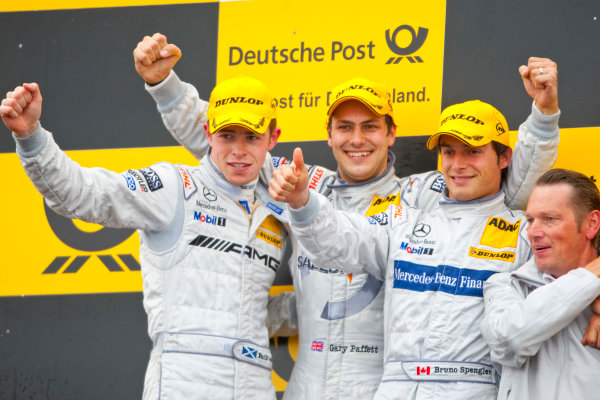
[385,25,429,64]
[42,202,139,275]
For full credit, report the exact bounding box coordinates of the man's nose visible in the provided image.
[348,128,366,145]
[233,137,247,154]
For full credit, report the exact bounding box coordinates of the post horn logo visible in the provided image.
[385,25,429,64]
[42,201,139,275]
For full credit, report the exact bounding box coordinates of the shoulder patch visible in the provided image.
[271,156,288,168]
[139,167,164,192]
[308,166,327,190]
[391,204,404,222]
[369,212,389,226]
[127,169,148,192]
[121,172,136,191]
[429,174,446,193]
[256,215,283,248]
[176,165,197,200]
[366,190,401,216]
[480,217,522,249]
[266,202,284,215]
[468,247,515,262]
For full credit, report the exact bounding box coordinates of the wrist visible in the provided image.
[289,191,310,209]
[535,101,559,116]
[14,121,39,138]
[146,76,167,86]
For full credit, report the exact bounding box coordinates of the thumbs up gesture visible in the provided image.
[269,147,310,209]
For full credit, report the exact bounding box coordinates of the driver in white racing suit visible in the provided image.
[1,76,289,399]
[132,33,560,399]
[268,98,551,399]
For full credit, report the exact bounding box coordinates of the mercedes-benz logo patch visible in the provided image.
[413,223,431,237]
[203,187,217,202]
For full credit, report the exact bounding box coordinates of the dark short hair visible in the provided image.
[491,141,511,183]
[535,168,600,249]
[384,115,395,134]
[268,118,277,132]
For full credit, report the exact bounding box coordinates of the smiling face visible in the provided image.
[440,135,510,201]
[328,100,395,183]
[206,124,279,186]
[526,183,598,277]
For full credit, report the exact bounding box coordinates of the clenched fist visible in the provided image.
[518,57,558,115]
[0,83,42,137]
[133,33,182,85]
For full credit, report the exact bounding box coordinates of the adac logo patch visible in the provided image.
[468,247,515,262]
[480,217,521,249]
[385,24,428,64]
[366,190,401,216]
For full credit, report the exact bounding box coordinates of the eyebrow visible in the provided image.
[335,118,381,125]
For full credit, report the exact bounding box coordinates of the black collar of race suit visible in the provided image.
[327,150,396,189]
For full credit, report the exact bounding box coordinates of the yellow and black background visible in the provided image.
[1,1,599,398]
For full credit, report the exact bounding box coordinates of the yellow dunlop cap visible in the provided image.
[427,100,510,150]
[326,77,396,127]
[207,76,277,135]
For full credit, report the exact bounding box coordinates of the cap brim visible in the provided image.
[327,95,385,118]
[210,112,271,135]
[426,131,492,150]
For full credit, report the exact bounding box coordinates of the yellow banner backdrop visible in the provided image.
[217,0,447,141]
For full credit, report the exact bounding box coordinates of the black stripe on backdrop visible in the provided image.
[443,0,600,130]
[0,3,219,153]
